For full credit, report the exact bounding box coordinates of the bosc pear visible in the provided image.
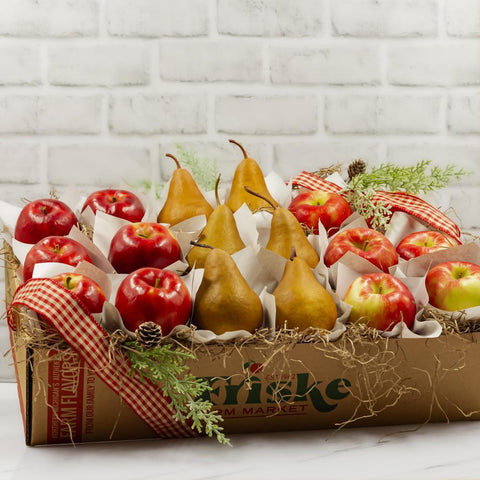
[274,255,337,331]
[245,187,320,268]
[226,139,278,212]
[157,153,214,226]
[187,176,245,268]
[193,247,263,335]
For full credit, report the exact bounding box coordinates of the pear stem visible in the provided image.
[229,139,248,159]
[289,247,297,261]
[214,174,221,207]
[166,153,181,170]
[190,241,215,250]
[244,186,277,210]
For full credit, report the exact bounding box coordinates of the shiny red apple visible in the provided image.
[288,190,352,235]
[108,222,181,274]
[23,236,93,282]
[396,230,459,260]
[324,227,398,272]
[115,267,191,335]
[343,272,416,331]
[14,198,77,244]
[425,261,480,311]
[82,189,145,222]
[50,272,106,314]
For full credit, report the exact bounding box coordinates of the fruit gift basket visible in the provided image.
[4,140,480,446]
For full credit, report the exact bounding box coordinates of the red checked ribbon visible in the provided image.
[7,278,197,439]
[291,171,462,244]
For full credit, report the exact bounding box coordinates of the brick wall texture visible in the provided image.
[1,0,480,379]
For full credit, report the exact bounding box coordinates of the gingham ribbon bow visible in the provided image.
[7,278,197,439]
[291,171,462,244]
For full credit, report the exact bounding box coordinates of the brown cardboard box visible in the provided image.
[6,256,480,446]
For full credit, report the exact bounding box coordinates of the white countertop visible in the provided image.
[2,381,480,480]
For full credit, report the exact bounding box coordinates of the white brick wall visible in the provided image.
[270,46,381,85]
[0,95,102,134]
[446,0,480,37]
[1,0,480,380]
[217,0,324,37]
[216,95,318,134]
[106,0,209,37]
[159,40,263,82]
[331,0,438,37]
[0,0,99,37]
[110,94,208,134]
[325,95,441,134]
[49,44,151,86]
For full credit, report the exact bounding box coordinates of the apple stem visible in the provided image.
[244,186,277,210]
[190,241,214,250]
[54,244,60,254]
[166,153,181,170]
[66,276,72,289]
[214,174,222,207]
[154,278,161,288]
[42,206,47,215]
[229,139,248,159]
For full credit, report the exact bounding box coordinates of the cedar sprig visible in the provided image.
[344,160,469,231]
[349,160,467,194]
[125,342,230,445]
[343,188,392,232]
[175,144,218,191]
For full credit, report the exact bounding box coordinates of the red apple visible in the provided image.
[50,273,106,314]
[343,273,416,331]
[425,261,480,311]
[23,236,93,282]
[14,198,77,244]
[324,227,398,272]
[108,222,181,274]
[82,189,145,222]
[396,230,459,260]
[115,267,191,335]
[288,190,352,235]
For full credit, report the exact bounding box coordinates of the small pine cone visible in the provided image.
[136,321,162,349]
[347,159,366,181]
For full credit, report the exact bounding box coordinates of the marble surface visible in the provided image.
[2,383,480,480]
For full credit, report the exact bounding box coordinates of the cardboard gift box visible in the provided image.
[4,169,477,446]
[6,251,480,446]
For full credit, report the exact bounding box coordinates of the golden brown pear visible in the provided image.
[157,153,214,226]
[267,207,319,268]
[273,256,337,331]
[225,139,278,212]
[245,187,319,268]
[187,177,245,268]
[193,248,263,335]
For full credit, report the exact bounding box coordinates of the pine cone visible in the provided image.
[136,321,162,348]
[347,159,366,181]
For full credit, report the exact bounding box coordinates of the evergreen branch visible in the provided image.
[125,342,230,445]
[344,160,469,230]
[343,188,392,232]
[349,160,468,194]
[174,144,219,191]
